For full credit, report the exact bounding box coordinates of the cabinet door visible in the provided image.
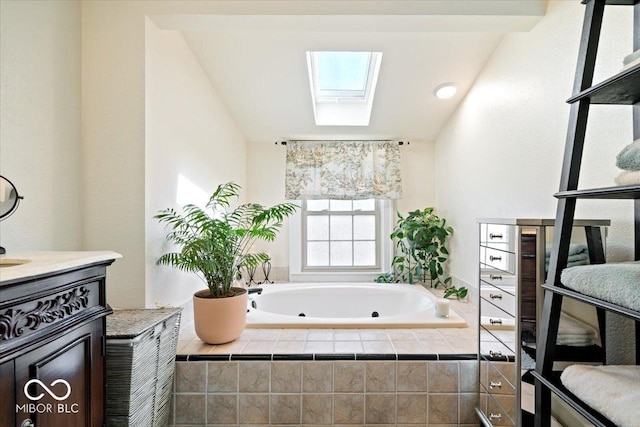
[14,320,104,427]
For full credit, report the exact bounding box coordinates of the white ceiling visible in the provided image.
[150,1,544,143]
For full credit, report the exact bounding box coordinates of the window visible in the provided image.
[303,199,380,270]
[306,51,383,126]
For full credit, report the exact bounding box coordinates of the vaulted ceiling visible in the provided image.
[150,1,544,142]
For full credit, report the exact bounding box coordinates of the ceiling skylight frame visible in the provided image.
[307,51,382,104]
[306,51,383,126]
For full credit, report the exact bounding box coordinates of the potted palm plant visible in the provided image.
[155,182,297,344]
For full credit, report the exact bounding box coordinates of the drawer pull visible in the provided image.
[489,318,503,325]
[490,274,502,280]
[489,381,502,390]
[489,350,503,358]
[489,233,503,240]
[490,293,503,300]
[489,413,503,421]
[489,255,502,262]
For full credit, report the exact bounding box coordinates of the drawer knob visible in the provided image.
[489,233,503,239]
[489,318,503,325]
[490,274,502,280]
[489,255,502,262]
[489,350,503,358]
[489,381,502,390]
[20,420,35,427]
[490,293,503,300]
[489,413,503,421]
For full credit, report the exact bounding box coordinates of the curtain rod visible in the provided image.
[276,140,410,146]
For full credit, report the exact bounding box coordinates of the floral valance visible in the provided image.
[285,140,403,200]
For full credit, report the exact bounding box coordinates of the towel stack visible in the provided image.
[545,243,589,271]
[614,139,640,185]
[557,312,597,347]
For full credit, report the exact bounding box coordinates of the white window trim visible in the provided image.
[289,199,394,282]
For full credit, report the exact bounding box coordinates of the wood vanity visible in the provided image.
[0,251,120,427]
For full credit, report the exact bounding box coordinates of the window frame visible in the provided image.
[302,199,381,272]
[289,199,394,282]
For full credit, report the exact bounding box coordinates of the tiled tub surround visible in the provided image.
[170,295,483,426]
[170,359,480,426]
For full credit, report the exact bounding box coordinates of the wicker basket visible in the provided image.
[106,308,182,427]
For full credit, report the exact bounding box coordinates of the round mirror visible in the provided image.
[0,176,22,220]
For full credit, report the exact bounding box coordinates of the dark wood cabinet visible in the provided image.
[0,253,118,427]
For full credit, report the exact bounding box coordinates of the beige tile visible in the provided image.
[238,394,270,424]
[359,330,390,341]
[396,393,427,424]
[334,341,363,353]
[334,393,364,424]
[207,362,238,392]
[449,339,477,354]
[251,329,282,340]
[175,362,206,392]
[428,361,459,392]
[334,362,365,392]
[239,361,270,392]
[391,340,426,354]
[307,330,334,341]
[271,362,302,392]
[459,393,479,424]
[174,394,206,424]
[365,362,396,392]
[270,394,301,424]
[175,339,194,354]
[207,394,237,425]
[421,339,455,353]
[302,394,333,425]
[362,340,395,354]
[241,340,276,354]
[237,329,256,341]
[334,330,361,341]
[180,340,214,355]
[302,362,333,392]
[397,361,428,392]
[304,341,334,353]
[364,394,395,424]
[459,361,479,393]
[412,329,445,340]
[387,329,416,340]
[428,394,458,424]
[278,329,308,341]
[273,340,306,354]
[442,327,475,341]
[208,339,247,354]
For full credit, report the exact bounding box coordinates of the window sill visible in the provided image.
[289,271,383,283]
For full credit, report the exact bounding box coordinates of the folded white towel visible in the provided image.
[623,49,640,66]
[561,365,640,427]
[558,312,597,338]
[615,170,640,186]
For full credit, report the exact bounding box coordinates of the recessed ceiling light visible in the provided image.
[434,83,457,99]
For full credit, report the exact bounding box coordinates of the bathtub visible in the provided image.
[246,282,467,328]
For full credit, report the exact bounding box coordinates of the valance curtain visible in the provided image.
[285,140,403,200]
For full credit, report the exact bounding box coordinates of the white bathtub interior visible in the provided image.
[246,282,467,328]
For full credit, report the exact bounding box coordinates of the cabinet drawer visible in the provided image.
[481,361,516,397]
[480,327,516,359]
[481,224,512,244]
[481,287,516,317]
[481,247,515,273]
[481,273,516,289]
[485,389,516,426]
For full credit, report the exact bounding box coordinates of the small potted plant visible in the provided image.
[376,207,467,299]
[155,182,297,344]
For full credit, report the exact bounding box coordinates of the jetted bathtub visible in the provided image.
[246,282,467,328]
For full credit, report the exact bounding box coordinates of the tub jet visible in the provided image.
[298,313,306,317]
[372,311,379,317]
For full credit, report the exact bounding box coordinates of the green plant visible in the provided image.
[375,207,467,300]
[155,182,297,298]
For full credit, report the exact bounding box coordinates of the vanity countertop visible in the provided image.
[0,251,122,284]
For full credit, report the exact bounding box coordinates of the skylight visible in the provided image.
[306,51,382,126]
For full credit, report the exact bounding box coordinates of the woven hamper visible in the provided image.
[106,308,182,427]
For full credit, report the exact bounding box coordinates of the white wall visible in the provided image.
[145,20,247,307]
[435,1,634,361]
[0,0,82,251]
[246,140,436,275]
[435,1,633,289]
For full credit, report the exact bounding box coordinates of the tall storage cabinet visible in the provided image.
[534,1,640,426]
[476,219,609,427]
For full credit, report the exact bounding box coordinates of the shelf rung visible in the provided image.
[541,283,640,321]
[567,63,640,104]
[554,184,640,199]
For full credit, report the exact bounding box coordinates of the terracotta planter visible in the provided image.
[193,287,248,344]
